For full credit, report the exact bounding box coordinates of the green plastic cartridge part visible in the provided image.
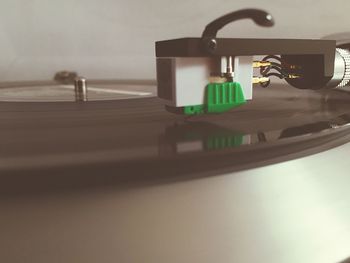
[184,82,246,115]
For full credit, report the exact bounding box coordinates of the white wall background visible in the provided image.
[0,0,349,81]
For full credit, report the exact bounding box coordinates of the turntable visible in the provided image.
[1,6,350,263]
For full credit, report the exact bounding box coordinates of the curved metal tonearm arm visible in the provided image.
[201,8,275,53]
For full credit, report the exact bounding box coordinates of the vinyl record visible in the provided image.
[1,80,350,192]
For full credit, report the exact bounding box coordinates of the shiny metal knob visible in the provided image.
[74,77,88,102]
[327,48,350,88]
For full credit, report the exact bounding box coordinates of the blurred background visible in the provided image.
[0,0,350,81]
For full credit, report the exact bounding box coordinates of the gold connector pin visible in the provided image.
[287,74,300,79]
[252,77,270,84]
[253,61,272,68]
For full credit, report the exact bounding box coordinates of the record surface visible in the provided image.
[1,80,350,192]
